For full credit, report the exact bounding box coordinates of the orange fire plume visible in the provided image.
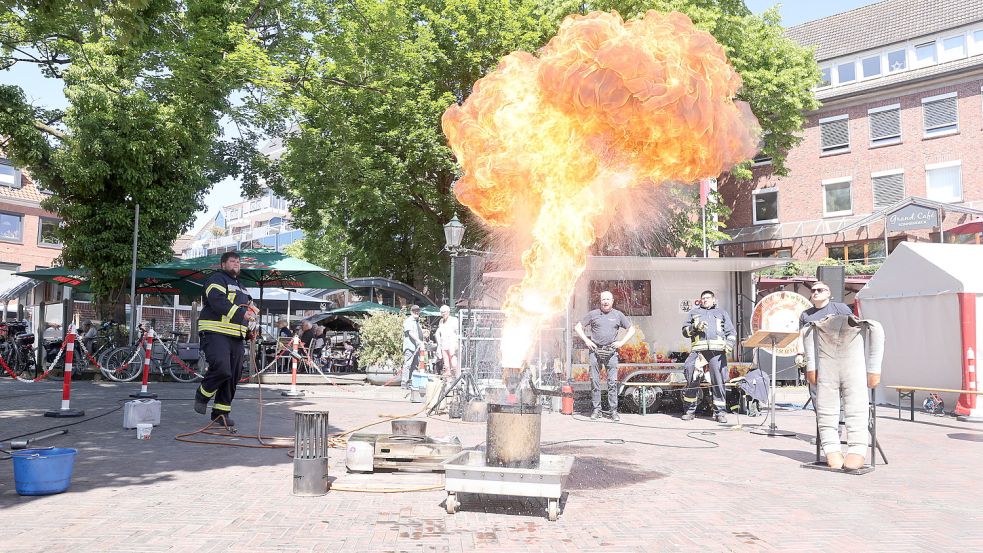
[442,10,760,368]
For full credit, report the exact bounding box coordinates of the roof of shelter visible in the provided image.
[484,256,785,279]
[786,0,983,61]
[857,242,983,298]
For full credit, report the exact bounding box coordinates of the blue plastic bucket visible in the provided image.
[11,448,77,496]
[411,372,430,390]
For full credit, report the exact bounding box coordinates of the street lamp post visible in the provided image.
[443,214,465,314]
[129,202,140,344]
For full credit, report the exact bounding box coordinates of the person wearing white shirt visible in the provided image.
[434,305,460,378]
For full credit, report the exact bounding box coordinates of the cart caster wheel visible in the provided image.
[446,493,458,514]
[547,499,559,521]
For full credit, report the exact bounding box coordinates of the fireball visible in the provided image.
[442,10,760,367]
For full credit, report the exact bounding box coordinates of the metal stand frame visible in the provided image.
[428,368,483,416]
[750,335,796,437]
[802,389,887,474]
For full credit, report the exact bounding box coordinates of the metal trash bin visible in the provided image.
[293,411,330,496]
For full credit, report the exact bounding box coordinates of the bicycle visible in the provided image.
[100,325,207,383]
[0,321,38,380]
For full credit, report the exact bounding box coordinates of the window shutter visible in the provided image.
[870,109,901,143]
[872,173,904,209]
[923,97,958,131]
[820,119,850,152]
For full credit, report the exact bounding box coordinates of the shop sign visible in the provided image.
[886,204,939,232]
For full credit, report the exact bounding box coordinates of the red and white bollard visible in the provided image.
[955,292,980,422]
[131,328,158,399]
[282,334,304,397]
[45,327,84,418]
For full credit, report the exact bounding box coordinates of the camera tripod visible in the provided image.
[428,368,484,416]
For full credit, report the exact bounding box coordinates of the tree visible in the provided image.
[275,0,554,293]
[0,1,303,316]
[281,0,818,278]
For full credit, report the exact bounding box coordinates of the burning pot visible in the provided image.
[486,403,542,469]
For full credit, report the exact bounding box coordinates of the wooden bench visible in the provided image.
[886,385,983,421]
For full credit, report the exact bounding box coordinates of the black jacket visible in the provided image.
[198,270,252,338]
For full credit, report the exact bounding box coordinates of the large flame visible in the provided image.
[442,10,760,368]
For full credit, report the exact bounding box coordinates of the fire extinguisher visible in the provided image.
[561,381,574,415]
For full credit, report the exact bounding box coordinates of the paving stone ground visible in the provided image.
[1,379,981,552]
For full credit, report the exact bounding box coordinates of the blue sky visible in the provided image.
[2,0,884,232]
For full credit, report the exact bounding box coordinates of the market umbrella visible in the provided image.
[15,267,205,295]
[948,218,983,236]
[419,305,441,317]
[328,301,401,316]
[146,249,353,321]
[145,249,352,290]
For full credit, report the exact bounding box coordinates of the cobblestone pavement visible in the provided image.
[1,379,981,552]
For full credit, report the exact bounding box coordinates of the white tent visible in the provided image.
[856,242,983,417]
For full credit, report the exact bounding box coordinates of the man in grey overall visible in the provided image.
[575,290,635,421]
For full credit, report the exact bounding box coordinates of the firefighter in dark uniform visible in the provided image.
[193,251,258,428]
[681,290,736,423]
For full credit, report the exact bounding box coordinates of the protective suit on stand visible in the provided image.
[802,315,885,470]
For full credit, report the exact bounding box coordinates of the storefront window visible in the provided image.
[828,239,900,264]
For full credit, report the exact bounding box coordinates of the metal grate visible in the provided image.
[820,119,850,152]
[869,109,901,144]
[294,411,330,459]
[924,97,958,133]
[872,173,905,209]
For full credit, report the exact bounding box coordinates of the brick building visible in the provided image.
[0,158,64,315]
[720,0,983,263]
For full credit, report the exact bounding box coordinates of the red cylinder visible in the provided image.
[561,383,574,415]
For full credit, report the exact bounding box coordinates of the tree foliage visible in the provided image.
[356,311,405,369]
[275,0,553,290]
[281,0,818,281]
[0,0,302,313]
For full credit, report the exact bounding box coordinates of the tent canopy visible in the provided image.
[245,288,325,303]
[857,242,983,299]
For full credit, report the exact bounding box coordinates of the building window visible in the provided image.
[0,159,22,189]
[871,170,904,210]
[822,177,852,217]
[827,241,889,264]
[837,61,856,84]
[925,161,962,203]
[819,115,850,154]
[751,153,772,166]
[746,248,791,258]
[861,55,881,78]
[819,67,832,88]
[0,213,24,242]
[753,189,779,224]
[922,93,958,137]
[887,49,907,72]
[972,29,983,55]
[915,41,937,67]
[38,218,62,247]
[0,262,20,283]
[868,104,901,146]
[941,35,967,62]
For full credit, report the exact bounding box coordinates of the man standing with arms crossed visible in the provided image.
[575,290,635,421]
[193,252,258,428]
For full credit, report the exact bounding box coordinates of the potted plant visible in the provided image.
[358,311,405,385]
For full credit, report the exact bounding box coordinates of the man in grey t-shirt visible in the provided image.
[575,290,635,421]
[796,281,854,411]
